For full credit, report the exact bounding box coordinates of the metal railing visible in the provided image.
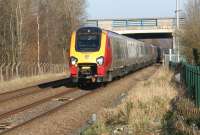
[169,62,200,107]
[85,17,185,31]
[112,19,158,27]
[164,54,180,66]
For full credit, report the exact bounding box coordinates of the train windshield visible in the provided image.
[76,27,101,52]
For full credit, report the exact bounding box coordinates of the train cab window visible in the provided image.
[76,27,102,52]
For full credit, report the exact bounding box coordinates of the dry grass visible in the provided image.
[164,95,200,135]
[0,73,68,94]
[82,67,178,135]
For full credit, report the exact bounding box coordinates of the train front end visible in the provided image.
[69,27,110,83]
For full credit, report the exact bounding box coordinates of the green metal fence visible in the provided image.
[169,62,200,107]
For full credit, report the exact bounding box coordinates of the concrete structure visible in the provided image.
[85,17,184,39]
[85,17,184,52]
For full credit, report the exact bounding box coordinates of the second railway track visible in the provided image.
[0,88,78,120]
[0,78,86,134]
[0,78,70,103]
[0,87,91,133]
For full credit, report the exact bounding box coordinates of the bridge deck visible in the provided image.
[85,17,184,34]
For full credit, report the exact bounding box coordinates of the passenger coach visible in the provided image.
[69,27,158,83]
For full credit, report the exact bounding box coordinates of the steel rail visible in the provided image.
[0,88,78,121]
[0,78,68,103]
[1,90,96,135]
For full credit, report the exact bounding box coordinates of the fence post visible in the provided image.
[192,67,194,97]
[188,66,190,95]
[0,63,5,82]
[186,65,188,91]
[197,67,200,107]
[190,67,193,96]
[169,49,172,62]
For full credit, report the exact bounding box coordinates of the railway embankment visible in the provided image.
[163,95,200,134]
[82,67,181,135]
[3,65,157,135]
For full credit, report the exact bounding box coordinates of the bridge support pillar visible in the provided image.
[172,33,180,62]
[173,34,176,50]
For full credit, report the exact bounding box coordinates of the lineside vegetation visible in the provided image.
[0,0,86,81]
[179,0,200,64]
[82,68,178,135]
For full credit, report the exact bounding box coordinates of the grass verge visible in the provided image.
[163,94,200,135]
[82,67,178,135]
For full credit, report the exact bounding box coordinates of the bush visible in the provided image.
[180,0,200,63]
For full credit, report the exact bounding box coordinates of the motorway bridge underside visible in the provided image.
[123,33,172,39]
[124,33,173,49]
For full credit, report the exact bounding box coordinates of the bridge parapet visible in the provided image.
[85,17,184,34]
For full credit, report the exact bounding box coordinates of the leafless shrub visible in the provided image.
[179,0,200,63]
[0,0,86,82]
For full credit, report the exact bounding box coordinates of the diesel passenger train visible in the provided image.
[69,27,158,83]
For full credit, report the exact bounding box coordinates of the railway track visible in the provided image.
[0,78,87,134]
[0,88,77,120]
[0,88,94,135]
[0,78,69,103]
[0,65,159,135]
[0,86,44,103]
[0,65,160,135]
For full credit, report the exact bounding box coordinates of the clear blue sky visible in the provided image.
[86,0,187,19]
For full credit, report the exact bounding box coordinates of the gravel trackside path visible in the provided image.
[3,65,159,135]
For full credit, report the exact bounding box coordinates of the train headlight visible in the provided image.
[70,57,78,65]
[96,56,104,66]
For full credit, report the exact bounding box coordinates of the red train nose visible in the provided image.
[97,66,105,76]
[70,66,78,76]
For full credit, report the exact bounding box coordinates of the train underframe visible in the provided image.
[71,59,157,84]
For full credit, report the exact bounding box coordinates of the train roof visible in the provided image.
[77,26,120,35]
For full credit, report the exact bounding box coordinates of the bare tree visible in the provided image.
[179,0,200,63]
[0,0,86,81]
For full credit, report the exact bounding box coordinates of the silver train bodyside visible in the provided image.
[106,31,158,80]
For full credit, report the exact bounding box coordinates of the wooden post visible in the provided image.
[37,16,40,74]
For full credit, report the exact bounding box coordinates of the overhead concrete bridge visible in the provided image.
[85,17,184,40]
